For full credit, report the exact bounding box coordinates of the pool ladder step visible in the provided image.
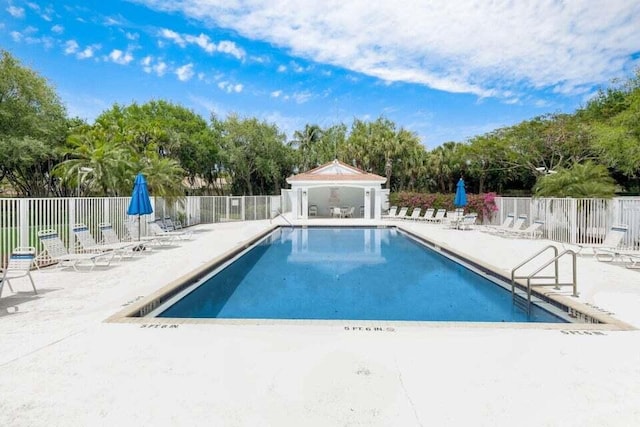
[512,290,529,312]
[511,245,578,315]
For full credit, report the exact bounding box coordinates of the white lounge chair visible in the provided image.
[504,220,544,239]
[392,207,409,220]
[382,206,398,219]
[37,229,114,271]
[148,221,193,240]
[487,214,527,235]
[0,247,37,297]
[99,223,151,252]
[72,223,137,258]
[456,213,478,230]
[418,208,435,221]
[481,213,514,233]
[126,220,179,246]
[595,247,640,267]
[569,224,628,256]
[425,209,446,223]
[406,208,422,220]
[162,216,183,230]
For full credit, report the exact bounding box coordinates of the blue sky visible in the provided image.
[2,0,639,148]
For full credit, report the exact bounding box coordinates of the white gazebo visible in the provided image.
[286,160,387,220]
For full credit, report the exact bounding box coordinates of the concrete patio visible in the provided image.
[1,219,639,426]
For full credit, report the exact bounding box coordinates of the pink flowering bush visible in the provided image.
[390,191,500,222]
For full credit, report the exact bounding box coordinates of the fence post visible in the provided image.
[68,198,76,253]
[241,197,245,221]
[226,197,230,221]
[569,198,578,244]
[18,198,29,247]
[103,198,110,224]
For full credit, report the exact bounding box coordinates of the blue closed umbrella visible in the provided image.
[454,178,467,207]
[127,173,153,240]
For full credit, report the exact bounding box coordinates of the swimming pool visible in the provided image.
[153,227,567,323]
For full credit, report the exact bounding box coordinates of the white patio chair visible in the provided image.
[0,247,37,297]
[37,229,114,271]
[344,207,355,218]
[72,223,137,258]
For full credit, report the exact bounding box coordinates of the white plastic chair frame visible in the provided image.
[0,247,37,296]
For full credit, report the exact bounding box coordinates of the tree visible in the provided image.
[533,162,616,198]
[291,124,323,171]
[0,50,68,196]
[221,115,293,195]
[584,70,640,181]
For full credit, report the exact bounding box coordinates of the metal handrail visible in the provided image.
[511,246,578,314]
[270,209,294,228]
[511,245,558,296]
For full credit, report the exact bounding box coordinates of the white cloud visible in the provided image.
[218,81,244,93]
[140,55,167,76]
[125,32,139,41]
[77,44,100,59]
[10,31,22,42]
[154,61,168,76]
[176,63,195,81]
[277,64,286,73]
[216,40,245,60]
[270,90,282,98]
[108,49,134,65]
[138,0,640,99]
[185,33,216,53]
[7,6,25,18]
[64,40,79,54]
[159,28,186,47]
[292,90,312,104]
[51,24,64,34]
[158,28,246,60]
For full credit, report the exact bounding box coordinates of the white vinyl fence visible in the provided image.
[492,197,640,250]
[0,195,283,268]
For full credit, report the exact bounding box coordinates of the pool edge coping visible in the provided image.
[105,224,636,331]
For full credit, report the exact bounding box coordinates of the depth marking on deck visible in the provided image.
[560,330,607,335]
[140,324,180,329]
[344,326,396,332]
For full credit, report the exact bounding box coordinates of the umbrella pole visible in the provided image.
[138,215,141,242]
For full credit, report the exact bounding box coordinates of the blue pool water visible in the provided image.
[157,227,565,322]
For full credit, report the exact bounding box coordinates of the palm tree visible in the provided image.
[291,124,323,171]
[55,125,135,196]
[533,162,616,198]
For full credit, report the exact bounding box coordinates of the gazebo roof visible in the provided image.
[286,159,386,184]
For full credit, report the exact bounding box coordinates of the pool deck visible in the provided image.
[1,218,639,426]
